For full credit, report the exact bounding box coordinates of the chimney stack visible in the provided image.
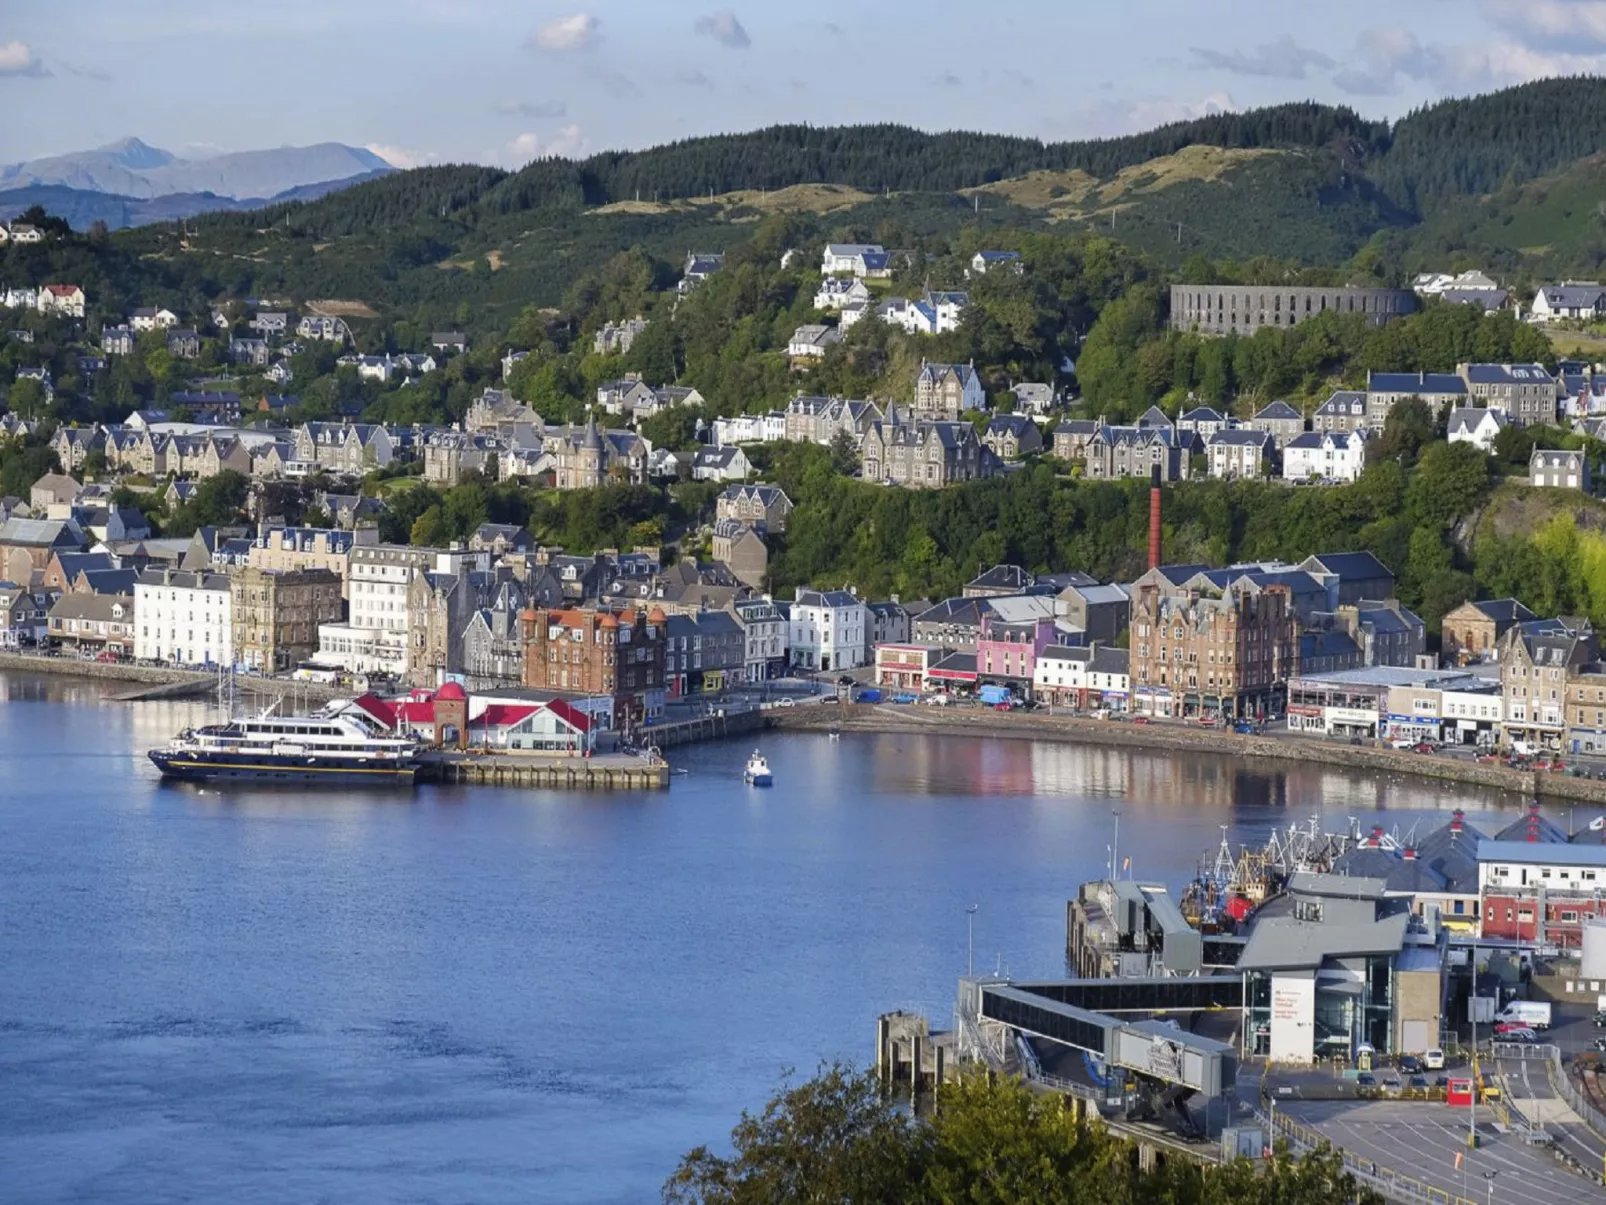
[1147,465,1162,571]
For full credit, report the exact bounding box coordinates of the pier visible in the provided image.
[641,707,768,748]
[419,751,670,790]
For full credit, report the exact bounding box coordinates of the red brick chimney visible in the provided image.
[1148,465,1162,571]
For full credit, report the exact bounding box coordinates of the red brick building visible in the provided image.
[520,604,667,732]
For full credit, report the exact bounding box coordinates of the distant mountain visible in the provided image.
[0,137,393,201]
[0,171,395,231]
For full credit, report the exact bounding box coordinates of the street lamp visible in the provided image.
[1482,1169,1497,1205]
[966,905,978,977]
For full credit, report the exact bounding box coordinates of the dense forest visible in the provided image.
[665,1065,1379,1205]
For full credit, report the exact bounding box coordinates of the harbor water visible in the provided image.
[0,672,1531,1204]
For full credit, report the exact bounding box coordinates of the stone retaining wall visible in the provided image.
[0,651,346,703]
[774,705,1606,805]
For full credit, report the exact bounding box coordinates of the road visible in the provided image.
[1493,1049,1606,1180]
[1279,1098,1601,1205]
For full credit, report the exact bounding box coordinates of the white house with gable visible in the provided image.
[1282,429,1370,484]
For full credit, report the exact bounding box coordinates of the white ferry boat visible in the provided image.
[149,703,423,785]
[744,750,773,787]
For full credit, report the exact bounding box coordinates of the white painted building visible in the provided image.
[1282,429,1370,484]
[314,544,434,676]
[134,567,234,667]
[820,243,889,278]
[712,412,786,446]
[788,588,868,672]
[813,277,873,312]
[1446,407,1507,453]
[1529,284,1606,324]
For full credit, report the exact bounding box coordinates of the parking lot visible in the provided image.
[1277,1098,1602,1205]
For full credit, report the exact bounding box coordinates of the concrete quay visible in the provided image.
[773,703,1606,806]
[421,750,669,790]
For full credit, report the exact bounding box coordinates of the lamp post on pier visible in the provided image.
[966,904,978,977]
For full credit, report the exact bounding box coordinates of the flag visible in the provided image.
[1454,1152,1463,1169]
[1122,856,1131,872]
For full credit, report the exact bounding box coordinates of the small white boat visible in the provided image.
[744,750,773,786]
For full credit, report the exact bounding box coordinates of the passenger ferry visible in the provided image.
[149,703,423,785]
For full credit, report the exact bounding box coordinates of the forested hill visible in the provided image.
[223,76,1606,235]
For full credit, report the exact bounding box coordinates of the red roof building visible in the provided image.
[336,687,592,753]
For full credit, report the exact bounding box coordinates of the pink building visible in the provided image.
[976,613,1062,695]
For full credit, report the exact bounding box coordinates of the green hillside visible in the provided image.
[9,77,1606,331]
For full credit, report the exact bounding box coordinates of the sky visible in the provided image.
[3,0,1606,168]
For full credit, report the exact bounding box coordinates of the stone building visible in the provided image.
[1441,598,1535,664]
[711,520,768,589]
[859,417,996,488]
[520,604,667,730]
[230,566,344,672]
[1127,576,1297,719]
[914,360,985,420]
[1170,284,1415,336]
[1499,619,1597,752]
[715,484,792,532]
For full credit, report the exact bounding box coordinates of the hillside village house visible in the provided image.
[593,316,648,355]
[1459,363,1557,426]
[1249,400,1306,447]
[733,596,788,682]
[1529,284,1606,324]
[1447,407,1507,452]
[1311,390,1366,434]
[859,418,995,488]
[1530,447,1591,491]
[820,243,890,278]
[969,250,1023,276]
[915,360,985,420]
[716,483,792,532]
[1207,429,1276,479]
[711,412,786,445]
[1177,406,1232,441]
[1364,371,1467,428]
[1282,429,1370,483]
[130,307,179,332]
[813,277,873,312]
[38,285,86,319]
[789,588,868,672]
[982,414,1043,460]
[787,324,841,360]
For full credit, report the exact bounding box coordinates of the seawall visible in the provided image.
[772,705,1606,806]
[0,652,347,704]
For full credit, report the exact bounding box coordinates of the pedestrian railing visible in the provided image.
[1544,1047,1606,1144]
[1257,1107,1475,1205]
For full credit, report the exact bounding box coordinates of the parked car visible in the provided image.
[1398,1055,1422,1075]
[1413,742,1436,754]
[1197,716,1217,727]
[1233,721,1255,734]
[1498,1027,1537,1043]
[1408,1074,1428,1090]
[1424,1048,1445,1070]
[1356,1072,1377,1088]
[1132,716,1150,725]
[1593,1037,1606,1053]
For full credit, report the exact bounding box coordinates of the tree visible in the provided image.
[7,377,49,421]
[164,470,250,536]
[1373,397,1436,465]
[410,504,451,546]
[665,1065,1382,1205]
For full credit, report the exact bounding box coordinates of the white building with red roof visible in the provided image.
[337,685,594,753]
[38,285,86,319]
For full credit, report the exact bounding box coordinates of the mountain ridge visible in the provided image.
[0,138,392,201]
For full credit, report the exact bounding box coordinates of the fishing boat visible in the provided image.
[743,750,773,786]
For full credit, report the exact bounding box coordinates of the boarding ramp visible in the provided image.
[968,978,1238,1097]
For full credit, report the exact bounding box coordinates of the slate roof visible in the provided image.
[1209,429,1272,448]
[1464,363,1553,386]
[1537,285,1606,309]
[1367,371,1468,395]
[1254,400,1303,421]
[1448,407,1507,436]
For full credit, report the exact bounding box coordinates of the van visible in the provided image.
[1424,1048,1445,1070]
[1494,1001,1552,1030]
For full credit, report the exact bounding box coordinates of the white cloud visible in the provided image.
[1191,36,1334,79]
[1437,40,1606,88]
[501,124,587,166]
[366,143,439,170]
[0,40,49,78]
[694,11,751,49]
[1332,26,1444,95]
[530,13,600,52]
[1484,0,1606,52]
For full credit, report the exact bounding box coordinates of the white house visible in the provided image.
[8,223,44,244]
[789,588,868,672]
[133,568,234,667]
[1033,644,1130,710]
[1282,429,1370,484]
[1530,284,1606,324]
[712,412,786,446]
[788,324,841,359]
[129,307,180,332]
[38,285,86,320]
[1447,407,1507,453]
[820,243,889,278]
[813,277,873,312]
[969,250,1023,276]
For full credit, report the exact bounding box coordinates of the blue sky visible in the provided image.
[3,0,1606,167]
